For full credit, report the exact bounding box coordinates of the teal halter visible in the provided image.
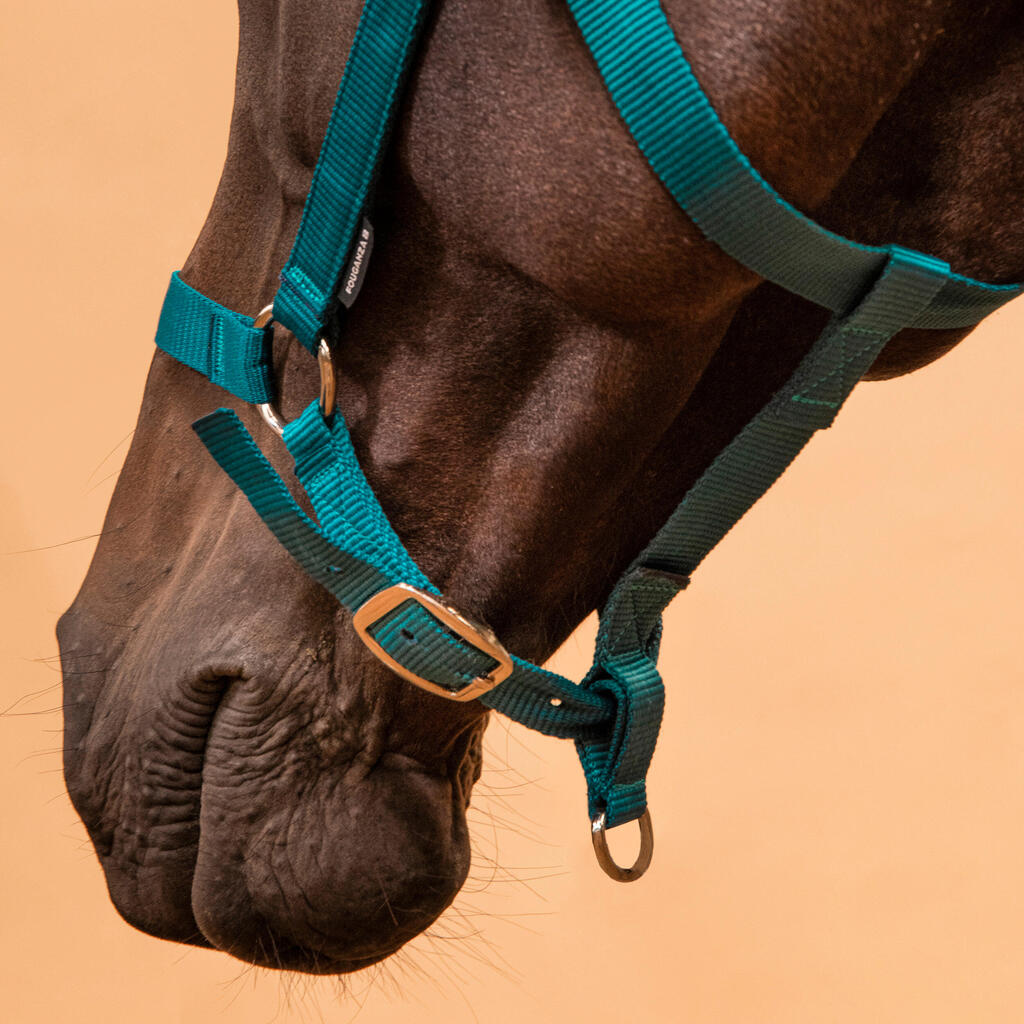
[153,0,1023,881]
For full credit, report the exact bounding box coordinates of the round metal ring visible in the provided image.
[590,808,653,882]
[253,304,336,437]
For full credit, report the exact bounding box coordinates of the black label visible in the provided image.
[338,218,374,308]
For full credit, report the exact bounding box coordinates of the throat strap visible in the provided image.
[597,245,949,656]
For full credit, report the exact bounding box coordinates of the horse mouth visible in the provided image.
[65,665,474,975]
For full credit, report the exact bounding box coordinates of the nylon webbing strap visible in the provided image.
[596,246,950,651]
[275,0,432,349]
[565,0,1022,328]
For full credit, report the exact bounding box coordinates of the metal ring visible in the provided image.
[253,304,336,437]
[590,808,653,882]
[252,302,275,330]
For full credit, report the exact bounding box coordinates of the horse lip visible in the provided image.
[189,671,246,797]
[186,671,409,970]
[193,671,244,753]
[79,659,467,972]
[190,669,475,972]
[224,940,400,975]
[65,667,247,950]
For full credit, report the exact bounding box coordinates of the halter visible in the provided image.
[152,0,1023,881]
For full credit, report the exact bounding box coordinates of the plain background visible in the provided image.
[3,3,1023,1022]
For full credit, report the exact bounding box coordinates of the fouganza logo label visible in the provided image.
[339,218,374,308]
[344,230,370,293]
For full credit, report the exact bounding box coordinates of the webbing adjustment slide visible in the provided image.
[352,582,513,702]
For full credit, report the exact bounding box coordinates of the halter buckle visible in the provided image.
[352,583,513,702]
[253,304,336,436]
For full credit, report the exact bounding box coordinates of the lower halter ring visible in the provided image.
[590,808,654,882]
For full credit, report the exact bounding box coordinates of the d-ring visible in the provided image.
[590,808,654,882]
[253,304,336,436]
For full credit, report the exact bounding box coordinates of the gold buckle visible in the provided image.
[351,583,513,702]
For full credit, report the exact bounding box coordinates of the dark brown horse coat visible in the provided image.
[58,0,1024,974]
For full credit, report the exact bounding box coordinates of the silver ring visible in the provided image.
[590,808,653,882]
[252,304,336,437]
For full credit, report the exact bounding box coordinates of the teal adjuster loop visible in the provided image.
[578,568,679,827]
[155,272,273,405]
[578,652,664,826]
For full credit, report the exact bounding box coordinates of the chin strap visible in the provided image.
[153,0,1022,881]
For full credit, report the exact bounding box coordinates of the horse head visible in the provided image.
[58,0,1024,974]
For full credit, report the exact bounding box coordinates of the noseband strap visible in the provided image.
[152,0,1022,881]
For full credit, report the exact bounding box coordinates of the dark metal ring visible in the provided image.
[590,808,654,882]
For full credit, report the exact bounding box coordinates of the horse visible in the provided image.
[57,0,1024,976]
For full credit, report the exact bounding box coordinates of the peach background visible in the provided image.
[3,3,1023,1022]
